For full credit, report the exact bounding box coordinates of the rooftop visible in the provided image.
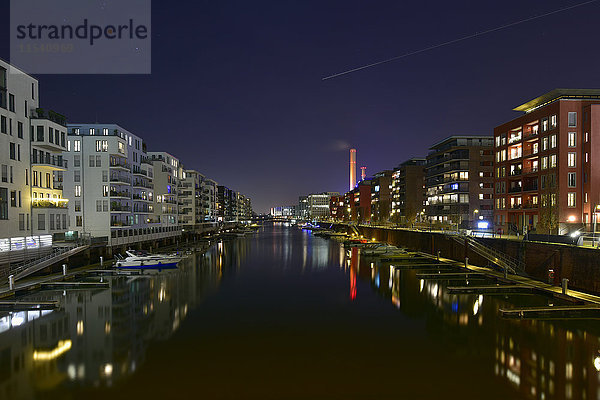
[429,135,492,150]
[513,88,600,113]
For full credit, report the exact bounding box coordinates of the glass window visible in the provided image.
[550,134,557,148]
[550,115,557,128]
[550,154,557,168]
[568,153,576,168]
[568,132,576,147]
[567,193,576,207]
[0,188,7,219]
[568,172,576,187]
[568,112,577,127]
[542,137,548,151]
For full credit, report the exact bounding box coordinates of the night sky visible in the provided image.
[2,0,600,213]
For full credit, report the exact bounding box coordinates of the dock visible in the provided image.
[416,272,487,279]
[500,305,600,319]
[40,282,109,290]
[447,284,541,295]
[0,300,59,311]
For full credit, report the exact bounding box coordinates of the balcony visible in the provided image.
[133,181,153,189]
[110,190,130,198]
[110,160,130,171]
[523,184,538,192]
[31,154,67,170]
[509,168,522,177]
[523,202,538,209]
[132,168,148,177]
[523,167,539,175]
[508,186,522,193]
[110,176,131,185]
[110,221,131,227]
[110,203,131,213]
[32,199,68,208]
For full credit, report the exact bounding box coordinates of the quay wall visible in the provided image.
[347,226,600,295]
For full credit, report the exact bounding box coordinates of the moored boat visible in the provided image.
[114,250,181,270]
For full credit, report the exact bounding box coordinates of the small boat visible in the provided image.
[114,250,181,270]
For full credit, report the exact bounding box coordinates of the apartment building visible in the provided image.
[149,151,182,236]
[345,181,371,223]
[202,178,218,222]
[0,59,69,259]
[329,195,344,222]
[63,124,159,246]
[493,89,600,234]
[178,169,203,229]
[390,158,426,224]
[425,136,494,229]
[370,170,392,223]
[306,192,339,220]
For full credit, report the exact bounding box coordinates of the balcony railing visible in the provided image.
[31,154,67,168]
[110,176,131,184]
[110,160,130,170]
[110,221,131,227]
[508,186,522,193]
[110,190,130,198]
[110,204,131,212]
[32,199,68,208]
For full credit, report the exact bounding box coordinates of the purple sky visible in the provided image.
[2,0,600,212]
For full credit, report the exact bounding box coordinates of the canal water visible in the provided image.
[1,222,600,399]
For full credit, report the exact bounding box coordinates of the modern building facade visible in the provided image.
[179,169,204,229]
[0,59,70,262]
[306,192,339,220]
[493,89,600,234]
[425,136,494,229]
[63,124,164,246]
[149,151,182,236]
[391,158,426,224]
[370,170,392,223]
[329,195,344,221]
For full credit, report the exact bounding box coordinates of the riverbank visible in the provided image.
[338,224,600,295]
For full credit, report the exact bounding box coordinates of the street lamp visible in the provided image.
[473,209,479,230]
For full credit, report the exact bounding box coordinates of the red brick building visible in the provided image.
[329,195,344,221]
[493,89,600,234]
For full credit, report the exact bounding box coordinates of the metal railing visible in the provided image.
[452,234,523,274]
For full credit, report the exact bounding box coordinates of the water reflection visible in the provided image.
[348,248,600,400]
[3,224,600,399]
[0,245,228,399]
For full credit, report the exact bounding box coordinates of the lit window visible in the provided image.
[550,134,557,148]
[74,140,81,152]
[74,185,81,197]
[567,193,576,208]
[568,132,576,147]
[550,154,557,168]
[542,137,548,151]
[567,153,576,168]
[568,172,576,188]
[550,114,557,128]
[103,128,109,135]
[89,128,95,135]
[541,156,548,170]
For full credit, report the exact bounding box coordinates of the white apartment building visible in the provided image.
[179,169,203,228]
[202,178,218,222]
[63,124,177,246]
[0,59,68,264]
[148,152,182,235]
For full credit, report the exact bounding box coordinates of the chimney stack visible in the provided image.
[360,166,366,181]
[349,148,356,191]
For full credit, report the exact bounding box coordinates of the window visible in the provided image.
[551,193,557,206]
[0,116,5,133]
[96,140,102,152]
[542,137,548,151]
[9,143,15,160]
[568,132,576,147]
[102,140,108,151]
[75,200,81,212]
[1,165,6,182]
[0,188,7,219]
[9,190,16,207]
[585,152,589,163]
[567,153,576,168]
[74,170,81,182]
[74,140,81,151]
[19,213,24,230]
[103,128,109,135]
[96,200,102,212]
[550,134,557,148]
[17,121,22,138]
[102,170,108,182]
[38,214,45,230]
[73,155,80,167]
[8,94,14,112]
[76,216,82,227]
[89,155,95,167]
[541,156,548,170]
[89,128,95,135]
[567,193,576,207]
[96,155,101,167]
[550,154,557,168]
[568,112,577,127]
[103,200,108,212]
[585,192,588,203]
[103,185,109,197]
[37,126,43,141]
[75,185,81,197]
[541,118,548,132]
[568,172,576,187]
[550,114,557,128]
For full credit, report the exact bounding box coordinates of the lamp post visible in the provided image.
[473,209,479,230]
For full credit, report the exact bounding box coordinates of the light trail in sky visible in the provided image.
[322,0,599,81]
